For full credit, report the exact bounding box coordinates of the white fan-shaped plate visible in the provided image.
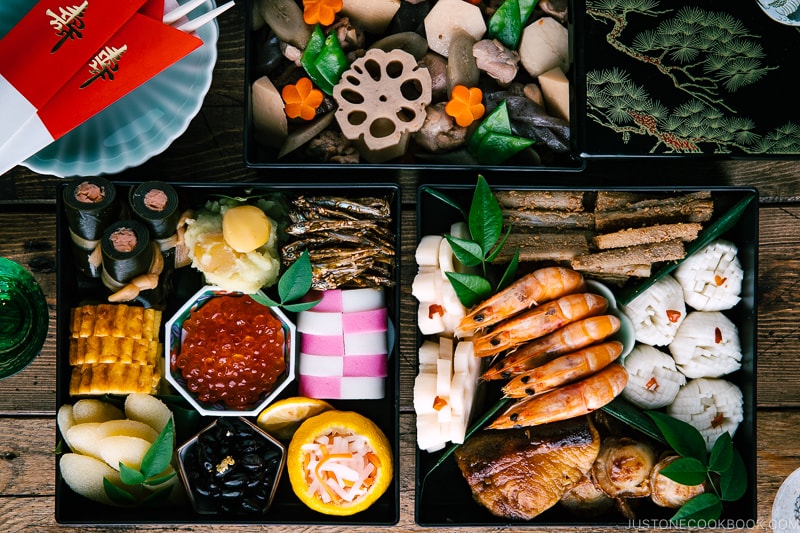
[0,0,218,177]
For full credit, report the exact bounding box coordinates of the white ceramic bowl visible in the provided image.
[0,0,218,177]
[165,286,297,417]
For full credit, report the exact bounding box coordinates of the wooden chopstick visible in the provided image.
[163,0,209,24]
[175,0,235,32]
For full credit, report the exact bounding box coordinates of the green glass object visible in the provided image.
[0,257,48,378]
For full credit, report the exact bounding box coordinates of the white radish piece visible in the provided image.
[436,358,453,397]
[415,235,443,266]
[413,373,438,414]
[438,237,456,276]
[538,66,570,121]
[418,340,440,366]
[412,270,443,302]
[518,17,569,78]
[417,302,446,335]
[252,76,288,149]
[341,0,401,34]
[424,0,486,57]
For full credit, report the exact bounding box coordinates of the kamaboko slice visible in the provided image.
[621,344,685,409]
[674,239,742,312]
[621,275,686,346]
[666,378,744,452]
[668,311,741,379]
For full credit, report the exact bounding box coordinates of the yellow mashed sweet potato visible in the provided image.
[183,200,281,293]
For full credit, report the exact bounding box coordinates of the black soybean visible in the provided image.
[185,418,281,515]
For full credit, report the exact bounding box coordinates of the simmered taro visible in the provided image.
[181,417,284,515]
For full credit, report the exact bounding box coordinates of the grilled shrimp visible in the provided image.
[502,341,623,398]
[473,292,608,357]
[488,363,628,429]
[481,314,622,381]
[455,266,585,338]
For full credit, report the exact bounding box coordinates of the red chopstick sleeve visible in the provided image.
[0,0,148,109]
[37,13,203,140]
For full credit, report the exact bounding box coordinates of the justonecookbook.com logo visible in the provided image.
[628,518,795,530]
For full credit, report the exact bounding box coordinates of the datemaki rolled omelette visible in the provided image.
[63,177,118,278]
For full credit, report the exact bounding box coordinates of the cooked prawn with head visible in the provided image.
[473,292,608,357]
[488,363,628,429]
[502,341,623,398]
[455,266,585,338]
[481,314,622,381]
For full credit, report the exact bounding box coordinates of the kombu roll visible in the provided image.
[100,219,154,291]
[63,177,117,278]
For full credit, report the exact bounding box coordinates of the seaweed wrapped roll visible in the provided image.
[100,220,154,295]
[62,177,117,277]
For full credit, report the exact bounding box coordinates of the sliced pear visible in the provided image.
[99,435,151,471]
[96,419,159,443]
[59,453,122,506]
[56,404,76,448]
[65,422,103,459]
[124,393,173,433]
[72,399,124,424]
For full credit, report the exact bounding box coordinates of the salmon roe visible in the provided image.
[173,294,286,409]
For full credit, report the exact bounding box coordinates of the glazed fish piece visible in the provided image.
[454,416,600,520]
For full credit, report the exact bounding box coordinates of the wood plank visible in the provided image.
[0,411,796,530]
[2,202,800,412]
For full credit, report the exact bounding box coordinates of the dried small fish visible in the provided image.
[283,194,396,289]
[293,195,391,219]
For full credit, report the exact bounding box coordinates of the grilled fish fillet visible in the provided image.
[454,416,601,520]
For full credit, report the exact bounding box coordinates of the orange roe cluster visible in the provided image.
[174,295,286,409]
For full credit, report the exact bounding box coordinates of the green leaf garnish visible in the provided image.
[140,418,174,479]
[445,235,484,267]
[420,186,467,219]
[646,411,707,462]
[279,250,314,302]
[708,431,734,473]
[445,271,493,308]
[659,457,708,486]
[719,447,748,501]
[643,411,747,523]
[427,175,520,307]
[495,247,519,291]
[103,419,176,506]
[469,175,504,256]
[467,103,535,164]
[104,478,137,505]
[119,463,145,485]
[251,251,320,311]
[671,492,723,525]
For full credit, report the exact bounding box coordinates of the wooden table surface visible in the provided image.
[3,3,800,531]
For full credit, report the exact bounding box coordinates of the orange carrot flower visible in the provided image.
[303,0,343,26]
[282,77,324,121]
[445,85,485,128]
